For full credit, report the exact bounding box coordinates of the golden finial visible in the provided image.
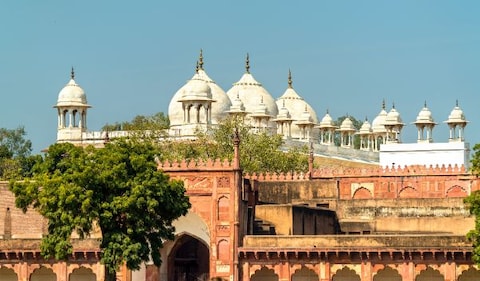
[288,69,293,88]
[198,49,204,70]
[245,53,250,73]
[70,67,75,80]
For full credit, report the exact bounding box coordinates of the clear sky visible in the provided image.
[1,1,479,154]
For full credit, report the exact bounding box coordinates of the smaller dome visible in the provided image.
[414,102,435,125]
[446,101,468,125]
[251,96,271,117]
[338,116,356,132]
[227,93,246,114]
[359,119,372,134]
[179,77,212,101]
[318,111,335,128]
[276,100,291,120]
[384,106,404,126]
[296,104,314,124]
[56,69,89,107]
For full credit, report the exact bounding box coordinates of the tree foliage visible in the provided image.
[9,139,190,278]
[102,112,170,132]
[465,143,480,265]
[0,127,37,179]
[157,116,309,174]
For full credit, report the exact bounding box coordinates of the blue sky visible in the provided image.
[1,1,479,153]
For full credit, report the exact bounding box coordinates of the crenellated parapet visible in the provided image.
[157,158,236,171]
[311,164,468,178]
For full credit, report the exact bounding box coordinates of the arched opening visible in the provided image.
[30,267,56,281]
[415,267,443,281]
[332,267,360,281]
[352,187,373,199]
[373,266,402,281]
[291,266,317,281]
[168,234,209,281]
[0,267,18,281]
[251,267,278,281]
[458,267,480,281]
[69,267,96,281]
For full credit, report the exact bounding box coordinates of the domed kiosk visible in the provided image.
[54,68,91,144]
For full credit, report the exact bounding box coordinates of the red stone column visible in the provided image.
[361,261,372,281]
[442,262,457,281]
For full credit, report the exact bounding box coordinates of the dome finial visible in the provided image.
[456,99,459,107]
[424,100,427,108]
[392,102,396,109]
[70,67,75,80]
[195,60,199,73]
[288,69,293,88]
[245,53,250,74]
[198,49,204,70]
[382,99,386,110]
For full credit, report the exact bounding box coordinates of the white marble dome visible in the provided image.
[56,69,89,107]
[415,103,435,124]
[359,119,372,134]
[275,71,318,138]
[446,102,468,124]
[168,55,231,127]
[339,116,356,131]
[385,106,403,126]
[226,55,278,124]
[319,111,335,128]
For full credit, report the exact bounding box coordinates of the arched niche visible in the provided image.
[291,266,318,281]
[398,186,418,198]
[332,266,360,281]
[69,267,96,281]
[373,266,401,281]
[352,187,373,199]
[458,267,480,281]
[0,267,18,281]
[416,267,443,281]
[30,267,56,281]
[251,267,279,281]
[167,234,209,281]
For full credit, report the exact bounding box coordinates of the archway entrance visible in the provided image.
[168,234,209,281]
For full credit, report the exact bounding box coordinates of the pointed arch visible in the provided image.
[0,267,17,281]
[373,266,401,281]
[218,195,230,221]
[352,187,373,199]
[292,266,318,281]
[69,267,96,281]
[332,266,360,281]
[251,267,279,281]
[167,234,210,281]
[446,184,467,198]
[458,267,480,281]
[30,267,56,281]
[415,267,443,281]
[398,186,418,198]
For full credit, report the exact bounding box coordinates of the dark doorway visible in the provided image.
[168,234,209,281]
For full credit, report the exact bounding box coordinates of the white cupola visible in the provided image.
[413,102,436,143]
[317,110,337,145]
[54,68,91,143]
[445,100,468,142]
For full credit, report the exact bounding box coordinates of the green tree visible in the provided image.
[158,116,309,174]
[102,112,170,137]
[465,143,480,265]
[10,139,190,281]
[0,126,37,179]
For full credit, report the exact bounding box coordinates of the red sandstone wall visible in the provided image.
[0,182,45,239]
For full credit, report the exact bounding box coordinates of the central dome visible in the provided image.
[226,54,278,127]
